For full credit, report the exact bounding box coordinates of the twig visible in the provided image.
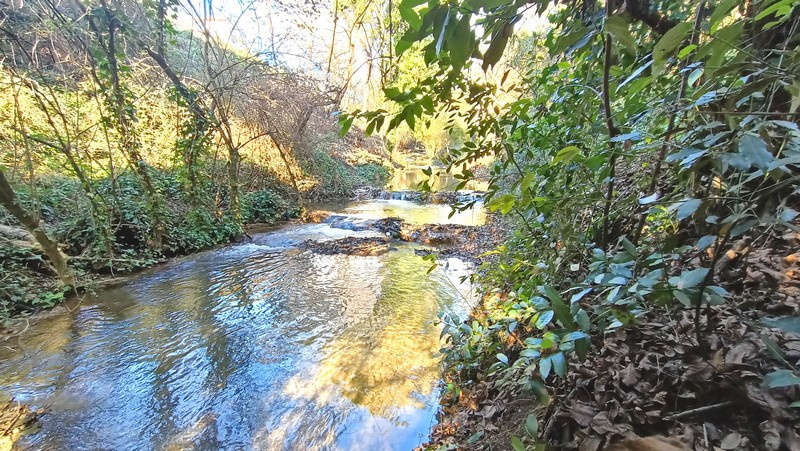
[663,401,734,421]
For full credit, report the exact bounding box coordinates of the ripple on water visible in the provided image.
[0,201,480,450]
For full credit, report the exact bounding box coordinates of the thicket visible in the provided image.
[343,0,800,447]
[0,1,388,320]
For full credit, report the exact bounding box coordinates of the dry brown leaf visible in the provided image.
[720,432,741,449]
[622,362,639,386]
[759,420,781,451]
[725,342,757,366]
[567,401,597,427]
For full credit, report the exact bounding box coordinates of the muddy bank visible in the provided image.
[424,233,800,450]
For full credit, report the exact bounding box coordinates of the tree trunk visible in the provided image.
[0,169,73,286]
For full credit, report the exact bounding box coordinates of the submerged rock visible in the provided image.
[299,237,392,256]
[300,215,505,263]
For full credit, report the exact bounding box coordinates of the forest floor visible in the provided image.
[424,232,800,450]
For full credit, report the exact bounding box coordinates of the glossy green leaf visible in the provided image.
[551,351,567,377]
[653,22,692,74]
[763,369,800,388]
[482,22,513,71]
[675,198,702,220]
[488,194,515,214]
[677,267,709,289]
[525,413,539,437]
[553,145,581,164]
[535,310,554,329]
[696,235,716,251]
[605,15,636,53]
[739,134,774,170]
[539,355,552,379]
[762,316,800,334]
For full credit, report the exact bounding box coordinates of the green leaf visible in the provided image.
[791,401,800,408]
[338,116,354,137]
[696,235,716,251]
[511,436,525,451]
[525,413,539,437]
[675,198,702,220]
[540,286,576,329]
[562,331,588,342]
[673,289,693,306]
[754,0,797,24]
[467,430,484,444]
[605,15,636,54]
[539,355,552,379]
[482,22,513,71]
[434,8,451,55]
[535,310,554,329]
[781,208,799,222]
[677,267,709,289]
[653,22,692,74]
[497,353,509,365]
[677,44,697,59]
[570,287,592,304]
[617,60,652,92]
[762,316,800,334]
[399,2,422,31]
[396,39,413,55]
[639,193,659,204]
[449,14,474,69]
[552,145,581,164]
[488,194,515,214]
[687,67,703,87]
[551,351,567,377]
[763,369,800,389]
[738,134,774,170]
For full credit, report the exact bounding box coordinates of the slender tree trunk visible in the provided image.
[600,2,620,250]
[0,169,73,286]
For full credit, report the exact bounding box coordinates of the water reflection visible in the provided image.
[0,203,477,450]
[343,200,486,226]
[388,167,489,192]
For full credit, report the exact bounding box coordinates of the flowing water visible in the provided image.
[388,167,488,193]
[0,200,482,450]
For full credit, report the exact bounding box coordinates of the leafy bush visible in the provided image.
[241,189,300,224]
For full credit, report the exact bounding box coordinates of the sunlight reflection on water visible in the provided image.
[0,200,480,450]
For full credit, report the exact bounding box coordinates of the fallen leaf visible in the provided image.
[725,342,757,366]
[720,432,741,449]
[759,420,781,451]
[567,401,597,427]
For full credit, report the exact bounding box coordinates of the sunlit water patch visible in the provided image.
[0,202,480,450]
[336,199,486,226]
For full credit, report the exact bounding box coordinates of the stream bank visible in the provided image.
[422,233,800,450]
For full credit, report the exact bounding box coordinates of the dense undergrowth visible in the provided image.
[342,0,800,448]
[0,159,385,320]
[0,2,393,322]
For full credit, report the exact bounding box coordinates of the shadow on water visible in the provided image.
[0,200,480,450]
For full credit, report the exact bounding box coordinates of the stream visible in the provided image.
[0,199,483,450]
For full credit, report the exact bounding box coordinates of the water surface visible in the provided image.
[0,200,480,450]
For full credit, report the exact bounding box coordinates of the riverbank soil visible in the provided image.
[425,233,800,450]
